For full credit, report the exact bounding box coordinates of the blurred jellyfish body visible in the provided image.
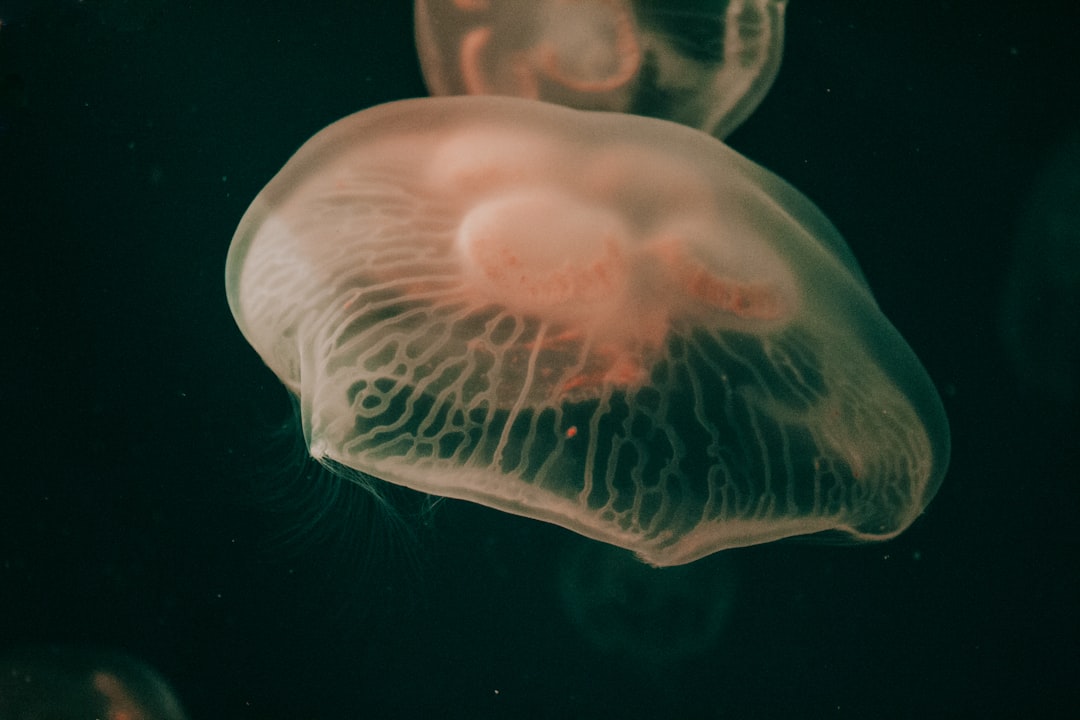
[0,646,189,720]
[559,541,737,667]
[414,0,787,138]
[1001,133,1080,407]
[225,96,949,566]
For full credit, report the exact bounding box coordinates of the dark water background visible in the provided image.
[1,1,1077,717]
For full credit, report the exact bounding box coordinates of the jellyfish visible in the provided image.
[0,646,189,720]
[414,0,787,138]
[559,541,737,667]
[225,96,949,566]
[1001,132,1080,407]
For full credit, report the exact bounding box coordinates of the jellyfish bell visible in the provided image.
[226,95,948,567]
[414,0,788,138]
[559,541,737,669]
[0,647,189,720]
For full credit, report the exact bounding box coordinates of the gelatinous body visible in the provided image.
[1001,134,1080,406]
[226,96,948,566]
[559,542,737,665]
[415,0,787,138]
[0,647,189,720]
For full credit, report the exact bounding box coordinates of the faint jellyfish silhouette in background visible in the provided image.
[1001,132,1080,408]
[226,96,949,567]
[414,0,787,138]
[559,541,736,667]
[0,646,189,720]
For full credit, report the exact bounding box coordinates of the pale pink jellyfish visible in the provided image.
[0,647,189,720]
[226,96,949,566]
[559,542,737,666]
[1001,133,1080,406]
[414,0,788,138]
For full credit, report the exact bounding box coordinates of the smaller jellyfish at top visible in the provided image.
[414,0,787,139]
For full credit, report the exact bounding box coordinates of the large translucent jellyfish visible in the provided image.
[414,0,787,138]
[225,96,949,567]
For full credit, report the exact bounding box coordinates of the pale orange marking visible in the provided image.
[92,672,146,720]
[459,26,496,95]
[684,267,784,321]
[648,234,786,321]
[559,343,649,395]
[523,327,584,350]
[460,0,640,99]
[536,0,641,93]
[453,0,490,11]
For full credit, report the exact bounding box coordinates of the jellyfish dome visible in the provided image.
[225,96,949,566]
[559,542,737,666]
[414,0,788,138]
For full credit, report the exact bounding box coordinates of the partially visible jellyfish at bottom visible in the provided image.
[1000,132,1080,407]
[414,0,788,139]
[0,646,189,720]
[225,96,949,566]
[559,540,737,668]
